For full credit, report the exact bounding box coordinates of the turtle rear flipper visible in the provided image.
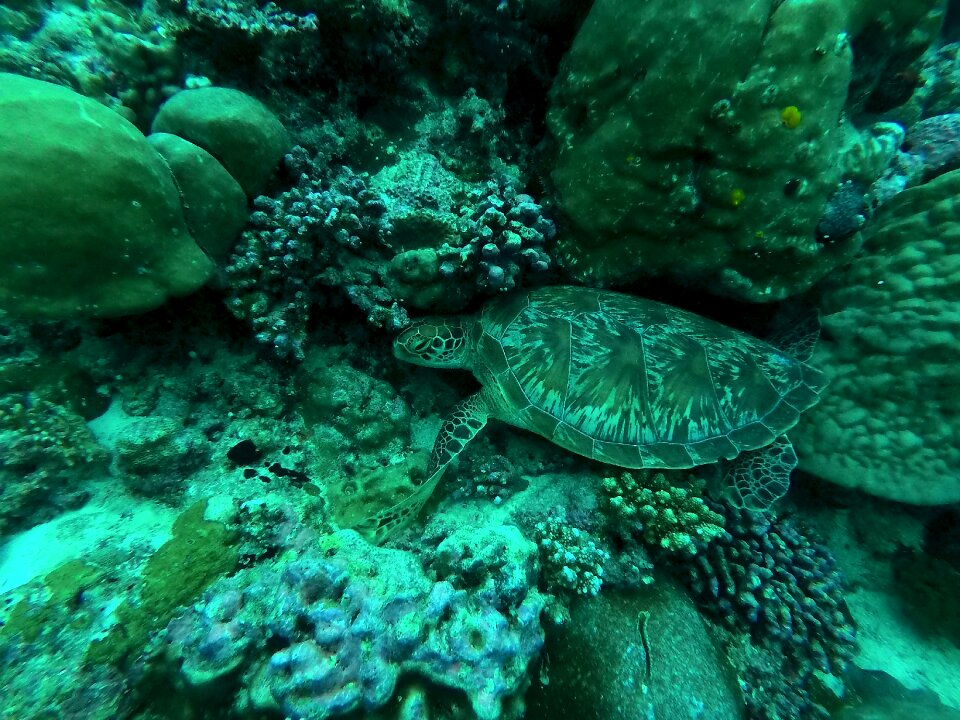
[355,466,447,544]
[725,435,797,512]
[355,390,492,544]
[768,303,821,362]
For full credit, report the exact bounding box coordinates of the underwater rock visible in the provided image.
[527,577,744,720]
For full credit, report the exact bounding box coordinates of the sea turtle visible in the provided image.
[360,285,827,542]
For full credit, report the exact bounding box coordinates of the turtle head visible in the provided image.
[394,317,474,369]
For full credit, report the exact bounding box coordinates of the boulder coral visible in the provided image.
[0,75,287,320]
[793,168,960,505]
[0,73,214,318]
[547,0,944,301]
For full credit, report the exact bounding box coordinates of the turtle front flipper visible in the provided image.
[355,389,493,543]
[427,389,492,474]
[725,435,797,512]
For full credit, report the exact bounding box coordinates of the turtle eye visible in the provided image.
[408,336,432,355]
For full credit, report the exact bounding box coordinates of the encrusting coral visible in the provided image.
[163,527,545,720]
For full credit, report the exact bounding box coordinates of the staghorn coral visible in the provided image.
[381,156,554,312]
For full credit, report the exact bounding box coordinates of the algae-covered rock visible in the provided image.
[151,87,289,196]
[86,500,238,667]
[547,0,943,301]
[147,132,249,259]
[0,394,108,534]
[527,577,744,720]
[0,73,214,319]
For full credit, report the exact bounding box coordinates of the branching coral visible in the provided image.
[675,505,856,720]
[225,149,397,359]
[227,146,554,358]
[534,510,609,597]
[440,174,554,292]
[600,471,725,556]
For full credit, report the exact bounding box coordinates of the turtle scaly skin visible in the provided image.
[358,286,827,542]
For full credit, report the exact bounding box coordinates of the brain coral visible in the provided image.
[547,0,943,301]
[793,168,960,505]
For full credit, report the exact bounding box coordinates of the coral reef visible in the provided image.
[114,416,210,500]
[296,343,413,469]
[0,74,213,318]
[451,439,526,503]
[529,579,746,720]
[1,1,953,718]
[151,86,290,196]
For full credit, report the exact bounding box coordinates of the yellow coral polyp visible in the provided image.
[780,105,802,129]
[730,188,746,208]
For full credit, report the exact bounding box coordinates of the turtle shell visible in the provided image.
[476,286,827,469]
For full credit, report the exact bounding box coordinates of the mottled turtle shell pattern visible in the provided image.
[475,286,827,469]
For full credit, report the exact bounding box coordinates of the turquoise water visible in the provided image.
[1,1,959,718]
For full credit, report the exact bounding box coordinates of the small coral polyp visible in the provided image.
[780,105,802,129]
